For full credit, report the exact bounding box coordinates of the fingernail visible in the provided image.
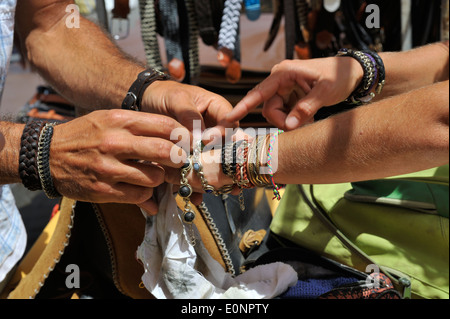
[286,116,300,130]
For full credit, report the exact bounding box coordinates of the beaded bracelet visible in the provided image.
[194,140,235,197]
[178,156,195,224]
[193,140,217,195]
[177,156,197,246]
[37,122,61,199]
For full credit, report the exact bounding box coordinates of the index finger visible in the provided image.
[120,110,188,140]
[226,73,286,122]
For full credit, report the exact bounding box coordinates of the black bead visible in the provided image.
[178,185,192,198]
[183,211,195,223]
[181,161,190,169]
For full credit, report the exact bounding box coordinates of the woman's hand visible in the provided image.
[164,129,254,201]
[165,146,235,198]
[227,57,364,130]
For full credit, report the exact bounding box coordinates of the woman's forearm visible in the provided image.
[274,80,449,184]
[377,41,449,100]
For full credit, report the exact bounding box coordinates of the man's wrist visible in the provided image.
[0,122,25,184]
[121,68,170,111]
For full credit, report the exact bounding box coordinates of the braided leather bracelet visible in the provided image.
[362,50,385,94]
[37,122,61,199]
[18,120,48,191]
[337,48,377,105]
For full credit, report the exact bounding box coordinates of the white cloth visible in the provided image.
[137,184,297,299]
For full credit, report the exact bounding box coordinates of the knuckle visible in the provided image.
[90,181,113,196]
[154,115,179,133]
[92,158,115,178]
[271,63,282,74]
[102,109,129,124]
[98,134,120,154]
[297,101,315,118]
[271,60,288,74]
[153,140,173,161]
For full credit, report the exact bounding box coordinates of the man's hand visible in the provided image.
[227,57,363,130]
[50,109,189,214]
[141,81,238,135]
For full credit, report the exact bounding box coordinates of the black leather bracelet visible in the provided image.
[18,120,48,191]
[121,68,170,111]
[37,122,61,199]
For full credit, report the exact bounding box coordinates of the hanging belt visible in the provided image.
[194,0,219,46]
[294,0,312,59]
[139,0,163,69]
[185,0,201,83]
[159,0,185,81]
[112,0,130,18]
[284,0,296,59]
[111,0,130,40]
[264,0,284,51]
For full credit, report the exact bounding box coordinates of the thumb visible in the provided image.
[284,87,324,130]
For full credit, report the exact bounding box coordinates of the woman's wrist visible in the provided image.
[186,147,234,192]
[184,131,284,199]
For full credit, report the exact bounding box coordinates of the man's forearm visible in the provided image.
[275,81,449,185]
[0,122,24,184]
[16,1,145,111]
[378,41,449,99]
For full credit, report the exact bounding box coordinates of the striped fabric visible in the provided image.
[0,0,27,291]
[0,0,17,105]
[0,186,26,291]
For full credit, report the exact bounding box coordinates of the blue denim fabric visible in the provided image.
[1,0,26,289]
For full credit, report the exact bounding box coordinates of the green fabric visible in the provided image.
[270,166,449,299]
[348,165,449,218]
